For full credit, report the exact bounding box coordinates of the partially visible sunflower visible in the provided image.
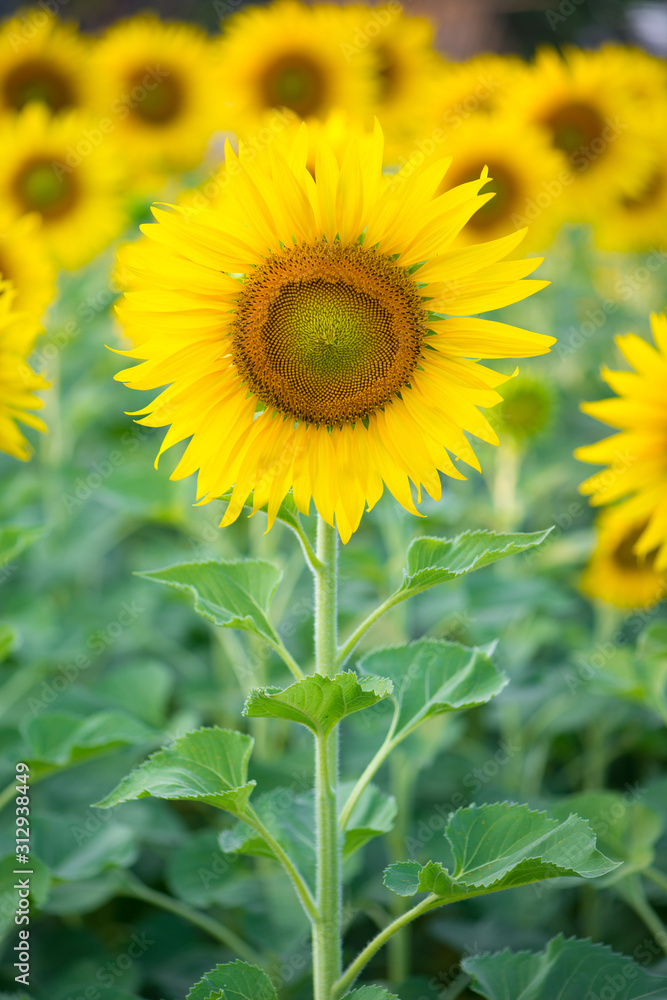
[0,9,91,115]
[0,103,126,269]
[0,281,48,461]
[432,116,565,250]
[576,312,667,572]
[581,511,667,609]
[423,53,531,138]
[341,4,438,153]
[501,47,656,215]
[594,44,667,112]
[114,122,554,543]
[590,133,667,253]
[0,210,57,319]
[91,15,222,182]
[217,1,375,134]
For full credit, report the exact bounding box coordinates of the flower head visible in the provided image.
[115,123,554,542]
[0,283,48,461]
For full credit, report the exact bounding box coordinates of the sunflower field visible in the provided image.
[2,1,667,998]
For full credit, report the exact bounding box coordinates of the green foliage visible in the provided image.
[244,671,393,736]
[95,727,256,815]
[399,529,551,597]
[358,639,506,739]
[22,710,159,767]
[463,934,667,999]
[140,559,283,646]
[186,961,277,1000]
[342,990,401,999]
[384,803,617,900]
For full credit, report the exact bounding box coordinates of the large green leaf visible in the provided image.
[139,559,283,646]
[95,660,174,727]
[186,960,277,1000]
[399,529,551,597]
[384,803,618,902]
[95,727,255,816]
[343,781,398,855]
[463,933,667,999]
[358,639,506,740]
[549,791,663,884]
[244,671,393,737]
[22,711,160,767]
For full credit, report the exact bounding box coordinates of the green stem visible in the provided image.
[332,895,439,998]
[290,516,323,575]
[335,593,403,669]
[338,710,399,830]
[386,751,413,985]
[625,885,667,955]
[267,636,304,680]
[119,873,263,966]
[646,867,667,895]
[313,517,342,1000]
[243,808,319,923]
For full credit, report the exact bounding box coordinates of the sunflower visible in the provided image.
[0,210,57,319]
[0,282,48,461]
[576,312,667,572]
[114,122,554,542]
[0,103,126,270]
[0,8,91,115]
[90,15,221,182]
[500,46,656,215]
[590,134,667,253]
[581,512,667,609]
[340,4,438,154]
[431,116,565,250]
[217,1,375,133]
[422,53,531,139]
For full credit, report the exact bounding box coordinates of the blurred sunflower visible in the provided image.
[341,4,438,153]
[217,1,374,132]
[424,53,530,136]
[0,211,57,319]
[114,122,554,543]
[576,313,667,572]
[0,9,91,115]
[434,116,565,249]
[0,282,48,461]
[91,15,221,182]
[590,135,667,253]
[0,103,126,269]
[581,512,666,609]
[501,47,656,214]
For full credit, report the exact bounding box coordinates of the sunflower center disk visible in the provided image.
[232,242,427,425]
[613,524,659,572]
[261,53,327,116]
[128,68,184,124]
[3,58,74,112]
[543,100,606,159]
[14,157,78,219]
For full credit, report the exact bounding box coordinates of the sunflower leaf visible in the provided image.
[244,671,393,737]
[462,933,667,999]
[383,802,618,900]
[399,528,552,596]
[94,727,255,817]
[186,960,277,1000]
[138,559,283,646]
[0,524,43,567]
[21,710,160,767]
[358,639,506,741]
[341,990,401,999]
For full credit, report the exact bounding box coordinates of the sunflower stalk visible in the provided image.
[313,516,343,1000]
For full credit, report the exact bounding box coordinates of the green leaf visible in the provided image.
[186,960,277,1000]
[358,639,506,740]
[220,781,396,889]
[342,990,401,999]
[383,803,618,901]
[400,528,551,596]
[0,524,43,567]
[0,854,51,940]
[463,933,667,999]
[244,671,393,737]
[549,791,663,884]
[95,727,255,816]
[138,559,283,647]
[22,711,159,767]
[95,660,174,727]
